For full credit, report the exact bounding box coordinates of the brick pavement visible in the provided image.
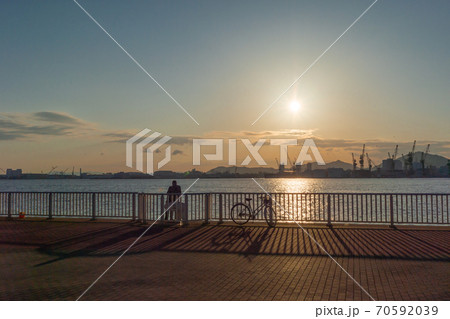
[0,219,448,300]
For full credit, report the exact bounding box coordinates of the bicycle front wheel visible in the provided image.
[264,206,277,227]
[231,203,252,225]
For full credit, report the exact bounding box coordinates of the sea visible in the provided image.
[0,178,449,194]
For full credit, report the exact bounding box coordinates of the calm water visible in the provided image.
[0,178,448,193]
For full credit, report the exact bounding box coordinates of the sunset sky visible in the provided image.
[1,0,449,173]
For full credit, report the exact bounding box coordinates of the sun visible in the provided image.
[289,100,300,112]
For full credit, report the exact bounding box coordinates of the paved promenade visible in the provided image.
[0,219,449,300]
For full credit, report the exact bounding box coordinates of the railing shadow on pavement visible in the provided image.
[18,223,449,268]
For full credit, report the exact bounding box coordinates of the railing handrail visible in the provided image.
[1,191,448,226]
[1,191,449,196]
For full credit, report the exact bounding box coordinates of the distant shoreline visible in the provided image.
[0,175,448,180]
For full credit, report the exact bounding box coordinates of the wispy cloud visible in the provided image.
[0,111,94,141]
[32,111,85,125]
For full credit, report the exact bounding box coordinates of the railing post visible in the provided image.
[327,194,332,227]
[132,193,136,221]
[7,193,12,219]
[137,194,143,222]
[218,194,223,224]
[181,194,189,226]
[142,194,147,224]
[204,193,211,224]
[48,193,53,219]
[390,195,395,228]
[159,195,164,224]
[91,193,96,221]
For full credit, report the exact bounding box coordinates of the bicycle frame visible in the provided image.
[247,199,272,219]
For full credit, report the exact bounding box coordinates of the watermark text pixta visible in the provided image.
[193,138,325,166]
[126,129,325,175]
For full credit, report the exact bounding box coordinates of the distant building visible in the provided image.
[382,159,394,171]
[412,162,422,171]
[311,169,327,178]
[394,160,403,170]
[6,169,22,178]
[382,159,403,171]
[327,168,345,178]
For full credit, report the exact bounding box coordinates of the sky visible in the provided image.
[0,0,449,173]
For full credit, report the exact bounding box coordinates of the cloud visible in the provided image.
[32,112,85,125]
[101,129,316,146]
[102,131,134,143]
[241,129,316,138]
[199,129,316,139]
[102,131,196,145]
[0,111,94,141]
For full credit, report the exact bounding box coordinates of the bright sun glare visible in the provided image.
[289,100,300,112]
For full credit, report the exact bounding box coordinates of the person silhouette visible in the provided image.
[166,180,182,220]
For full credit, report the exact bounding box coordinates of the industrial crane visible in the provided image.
[392,145,398,160]
[366,153,378,172]
[287,154,295,172]
[288,155,302,175]
[47,166,58,175]
[359,144,365,170]
[0,168,5,174]
[420,144,430,173]
[275,158,284,173]
[405,140,416,173]
[351,153,357,171]
[366,153,372,172]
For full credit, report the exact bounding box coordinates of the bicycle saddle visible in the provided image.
[245,197,252,201]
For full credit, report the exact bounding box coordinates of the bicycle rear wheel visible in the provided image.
[264,206,277,227]
[231,203,251,225]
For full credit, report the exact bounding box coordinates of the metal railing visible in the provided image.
[0,192,448,226]
[208,193,449,225]
[0,192,136,219]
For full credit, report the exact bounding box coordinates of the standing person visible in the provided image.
[166,180,182,220]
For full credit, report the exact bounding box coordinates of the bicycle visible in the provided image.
[231,195,277,227]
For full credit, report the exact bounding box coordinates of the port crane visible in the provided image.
[351,153,357,171]
[287,155,296,172]
[393,145,398,159]
[366,153,378,172]
[359,144,365,170]
[287,154,302,175]
[420,144,430,173]
[389,145,398,160]
[405,140,416,173]
[47,166,58,175]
